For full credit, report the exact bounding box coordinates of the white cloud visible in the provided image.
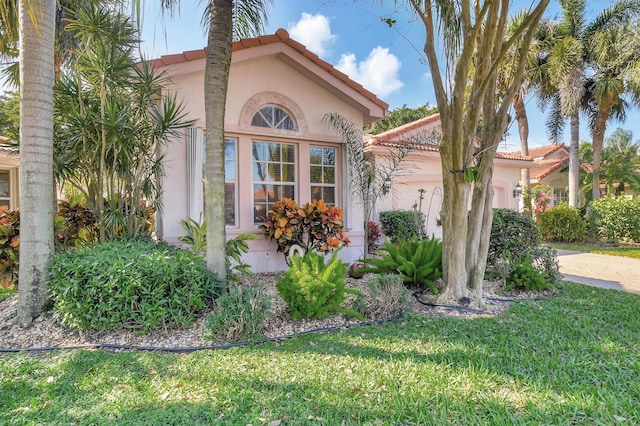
[336,46,404,98]
[288,13,335,57]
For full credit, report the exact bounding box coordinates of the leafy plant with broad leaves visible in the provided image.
[359,236,443,293]
[276,249,363,320]
[259,198,349,257]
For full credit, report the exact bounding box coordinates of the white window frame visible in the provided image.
[309,145,337,206]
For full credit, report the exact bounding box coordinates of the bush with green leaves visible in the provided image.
[528,246,562,285]
[504,255,555,292]
[589,194,640,243]
[359,236,442,293]
[379,210,425,243]
[276,249,363,320]
[178,215,257,280]
[537,204,586,242]
[0,284,16,302]
[488,208,541,267]
[353,273,414,319]
[205,284,271,342]
[49,239,223,330]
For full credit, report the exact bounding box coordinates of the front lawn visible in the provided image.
[1,282,639,425]
[551,243,640,259]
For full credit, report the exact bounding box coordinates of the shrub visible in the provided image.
[205,284,271,342]
[379,210,425,243]
[367,221,381,253]
[55,198,97,250]
[537,204,586,242]
[49,239,223,330]
[589,194,640,243]
[504,255,555,292]
[353,273,414,319]
[259,198,350,257]
[276,249,363,320]
[178,216,257,280]
[488,208,541,267]
[0,209,20,287]
[360,236,442,293]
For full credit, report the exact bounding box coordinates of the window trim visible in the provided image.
[251,104,298,131]
[309,145,337,206]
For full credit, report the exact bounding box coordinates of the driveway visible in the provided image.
[556,249,640,294]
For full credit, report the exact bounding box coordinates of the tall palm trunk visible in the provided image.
[568,113,580,207]
[591,106,611,200]
[204,0,232,280]
[16,0,56,324]
[513,92,531,210]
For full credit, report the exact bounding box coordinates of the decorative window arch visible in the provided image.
[239,92,308,135]
[251,104,298,131]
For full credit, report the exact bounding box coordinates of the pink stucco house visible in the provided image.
[151,29,531,271]
[366,113,531,238]
[150,29,387,272]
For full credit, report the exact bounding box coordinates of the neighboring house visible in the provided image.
[0,136,19,211]
[368,114,531,239]
[527,143,570,206]
[150,29,388,272]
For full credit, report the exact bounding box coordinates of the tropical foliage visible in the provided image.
[372,103,438,134]
[54,3,192,241]
[276,249,362,320]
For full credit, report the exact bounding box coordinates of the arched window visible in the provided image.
[251,104,298,131]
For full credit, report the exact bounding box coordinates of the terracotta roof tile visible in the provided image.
[367,114,532,162]
[526,143,566,159]
[147,28,388,112]
[530,158,568,180]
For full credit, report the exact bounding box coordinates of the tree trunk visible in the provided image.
[204,0,233,280]
[568,113,580,208]
[591,106,610,201]
[16,0,56,324]
[513,92,531,211]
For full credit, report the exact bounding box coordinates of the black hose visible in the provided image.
[0,314,405,354]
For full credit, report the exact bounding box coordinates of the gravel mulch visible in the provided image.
[0,274,554,352]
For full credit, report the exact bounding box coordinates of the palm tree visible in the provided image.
[15,0,56,324]
[150,0,272,280]
[584,20,640,200]
[541,0,640,207]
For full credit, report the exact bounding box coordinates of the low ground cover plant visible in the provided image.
[49,239,223,330]
[353,273,414,318]
[205,284,272,342]
[360,236,442,293]
[276,249,363,320]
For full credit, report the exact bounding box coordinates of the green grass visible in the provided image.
[0,285,16,302]
[551,243,640,259]
[2,282,639,425]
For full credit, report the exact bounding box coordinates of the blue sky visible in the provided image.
[139,0,637,150]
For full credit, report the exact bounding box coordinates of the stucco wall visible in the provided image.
[158,51,371,271]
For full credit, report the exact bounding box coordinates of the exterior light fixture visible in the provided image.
[513,182,523,198]
[382,177,392,195]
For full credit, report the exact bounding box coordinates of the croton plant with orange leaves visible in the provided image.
[259,198,350,257]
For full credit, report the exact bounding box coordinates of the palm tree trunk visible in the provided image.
[16,0,56,324]
[568,113,580,208]
[204,0,233,280]
[591,106,610,201]
[513,92,531,211]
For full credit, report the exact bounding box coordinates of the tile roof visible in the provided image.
[366,113,532,162]
[146,28,388,112]
[525,143,566,159]
[530,157,568,180]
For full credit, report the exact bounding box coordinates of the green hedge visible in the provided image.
[379,210,425,243]
[537,204,586,242]
[589,195,640,243]
[49,239,223,330]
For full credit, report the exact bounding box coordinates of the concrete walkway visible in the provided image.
[556,249,640,294]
